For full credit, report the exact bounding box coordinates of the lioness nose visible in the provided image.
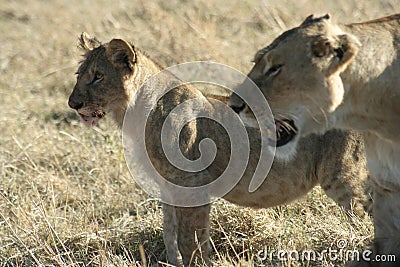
[68,98,83,110]
[229,103,245,113]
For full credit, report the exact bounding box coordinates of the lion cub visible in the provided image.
[68,33,371,266]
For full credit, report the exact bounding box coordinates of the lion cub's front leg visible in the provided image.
[163,203,211,266]
[162,203,184,266]
[176,205,211,266]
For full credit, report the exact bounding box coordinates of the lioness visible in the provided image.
[68,33,371,266]
[229,14,400,266]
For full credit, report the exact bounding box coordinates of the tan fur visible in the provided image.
[69,33,371,266]
[234,14,400,266]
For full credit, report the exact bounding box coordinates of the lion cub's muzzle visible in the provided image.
[68,98,106,127]
[68,98,83,110]
[77,107,105,127]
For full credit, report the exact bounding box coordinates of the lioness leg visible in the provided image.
[372,186,400,267]
[349,186,400,267]
[176,205,211,266]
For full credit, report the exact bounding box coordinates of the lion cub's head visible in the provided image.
[229,14,360,159]
[68,33,137,127]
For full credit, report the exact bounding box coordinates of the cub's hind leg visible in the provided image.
[319,172,372,216]
[317,130,372,216]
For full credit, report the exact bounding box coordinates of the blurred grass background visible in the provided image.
[0,0,398,266]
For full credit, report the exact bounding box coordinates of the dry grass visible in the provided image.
[1,0,398,266]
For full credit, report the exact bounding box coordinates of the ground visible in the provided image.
[0,0,398,266]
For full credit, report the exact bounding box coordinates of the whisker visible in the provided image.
[273,111,298,122]
[304,95,329,128]
[281,121,298,133]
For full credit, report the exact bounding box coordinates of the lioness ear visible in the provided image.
[78,32,101,51]
[106,39,136,72]
[312,34,360,75]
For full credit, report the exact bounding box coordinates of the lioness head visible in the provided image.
[68,33,137,127]
[229,14,360,159]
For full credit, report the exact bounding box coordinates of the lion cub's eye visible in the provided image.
[91,72,104,84]
[264,65,282,77]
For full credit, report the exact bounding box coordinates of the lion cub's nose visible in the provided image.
[229,103,245,113]
[68,98,83,110]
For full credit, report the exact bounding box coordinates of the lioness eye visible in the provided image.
[265,65,282,77]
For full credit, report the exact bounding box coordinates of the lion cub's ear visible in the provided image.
[78,32,101,51]
[106,39,136,72]
[312,33,360,75]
